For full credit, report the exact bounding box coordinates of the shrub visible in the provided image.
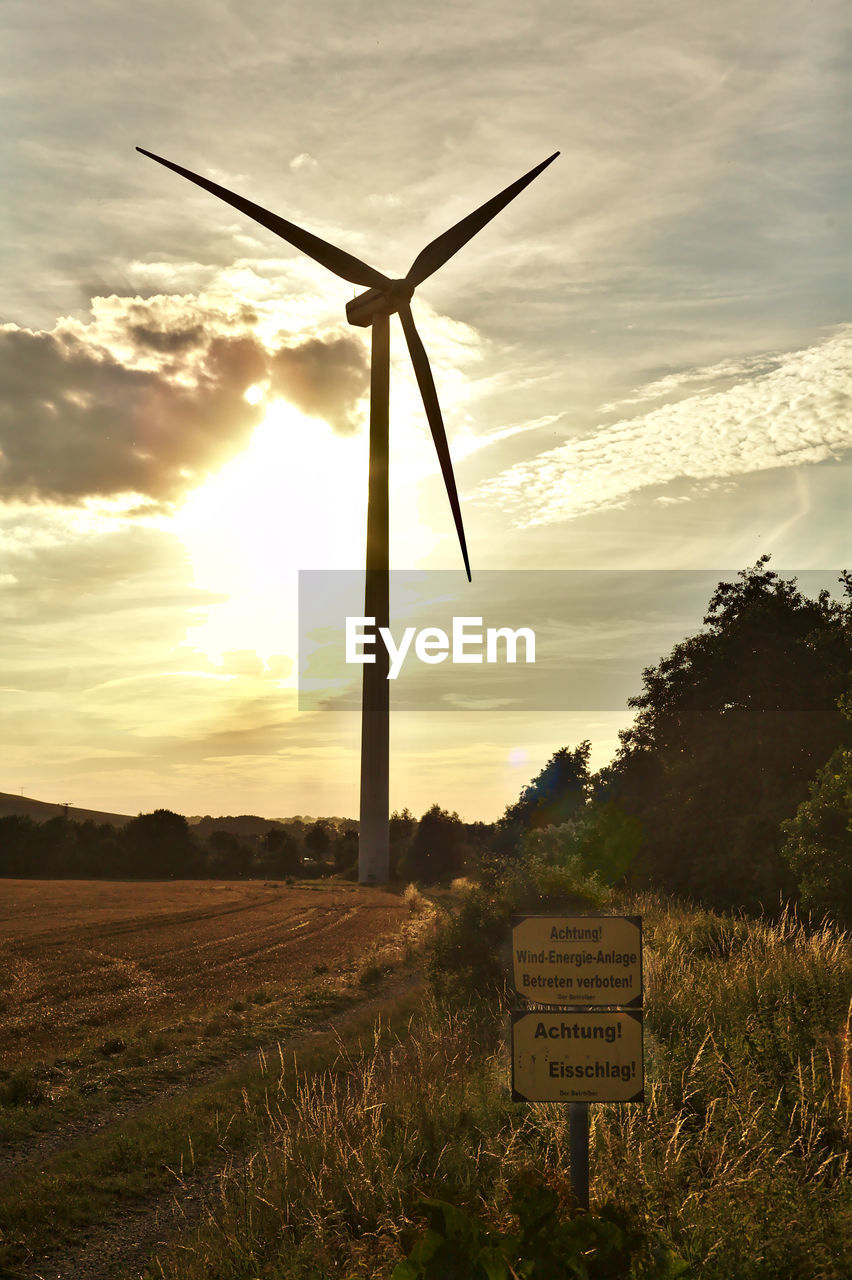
[781,745,852,927]
[427,890,510,1005]
[403,883,427,914]
[0,1067,47,1107]
[519,824,611,906]
[426,854,602,1008]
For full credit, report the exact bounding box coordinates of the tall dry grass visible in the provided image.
[588,894,852,1276]
[152,1007,515,1278]
[150,895,852,1279]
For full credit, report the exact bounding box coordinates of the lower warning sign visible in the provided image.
[511,1009,644,1103]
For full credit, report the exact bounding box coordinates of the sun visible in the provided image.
[172,350,459,670]
[173,401,368,667]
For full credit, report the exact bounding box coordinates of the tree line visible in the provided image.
[1,559,850,924]
[0,803,490,884]
[0,810,346,881]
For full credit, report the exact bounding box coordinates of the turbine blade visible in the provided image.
[405,151,559,288]
[136,147,392,291]
[398,302,471,581]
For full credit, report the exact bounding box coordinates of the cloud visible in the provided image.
[290,153,319,172]
[453,413,565,462]
[269,335,370,433]
[598,353,788,414]
[0,294,369,505]
[0,322,263,504]
[471,327,852,527]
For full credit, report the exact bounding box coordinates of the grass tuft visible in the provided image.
[0,1067,47,1107]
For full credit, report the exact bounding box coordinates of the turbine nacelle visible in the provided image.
[346,279,415,328]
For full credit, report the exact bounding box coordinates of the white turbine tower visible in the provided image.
[137,144,559,883]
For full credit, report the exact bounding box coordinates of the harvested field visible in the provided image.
[0,878,409,1064]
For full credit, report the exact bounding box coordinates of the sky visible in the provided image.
[1,0,850,823]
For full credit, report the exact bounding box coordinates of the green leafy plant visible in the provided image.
[389,1179,693,1279]
[426,887,512,1005]
[781,744,852,928]
[520,824,611,906]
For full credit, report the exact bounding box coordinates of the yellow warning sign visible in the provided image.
[511,1009,644,1103]
[511,915,642,1007]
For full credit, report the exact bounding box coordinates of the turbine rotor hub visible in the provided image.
[345,278,414,328]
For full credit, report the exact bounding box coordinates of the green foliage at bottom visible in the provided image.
[390,1179,691,1280]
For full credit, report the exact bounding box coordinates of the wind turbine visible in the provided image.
[136,144,559,883]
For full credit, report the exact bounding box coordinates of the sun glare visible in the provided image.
[174,402,368,667]
[173,354,466,672]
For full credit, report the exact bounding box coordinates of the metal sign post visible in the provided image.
[510,915,644,1209]
[569,1103,590,1210]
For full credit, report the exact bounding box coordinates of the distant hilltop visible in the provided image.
[189,814,357,838]
[0,791,134,828]
[0,792,357,833]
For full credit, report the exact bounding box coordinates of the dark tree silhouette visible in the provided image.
[780,678,852,927]
[206,829,254,878]
[332,826,359,875]
[404,805,469,884]
[389,808,417,878]
[603,558,852,909]
[0,815,40,876]
[123,809,200,878]
[493,742,592,859]
[304,819,333,861]
[259,827,301,877]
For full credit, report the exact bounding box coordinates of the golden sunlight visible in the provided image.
[173,402,368,667]
[173,352,460,673]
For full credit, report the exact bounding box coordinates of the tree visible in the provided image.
[332,825,359,875]
[605,558,852,910]
[404,805,469,884]
[206,829,254,878]
[259,827,301,877]
[122,809,200,878]
[389,808,417,878]
[0,816,40,877]
[573,802,643,887]
[502,742,591,831]
[781,741,852,927]
[59,820,125,878]
[39,816,76,877]
[493,742,592,860]
[304,819,332,862]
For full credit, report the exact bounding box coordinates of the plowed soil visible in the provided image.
[0,878,408,1063]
